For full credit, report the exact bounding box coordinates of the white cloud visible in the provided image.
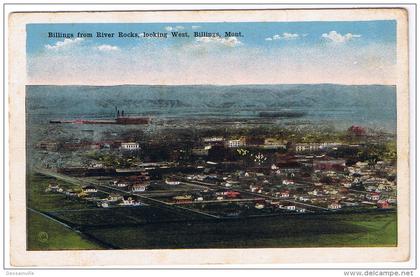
[282,33,300,40]
[265,32,300,41]
[195,36,242,47]
[191,25,201,29]
[45,38,84,50]
[29,41,396,85]
[321,31,361,43]
[95,44,120,52]
[165,26,185,31]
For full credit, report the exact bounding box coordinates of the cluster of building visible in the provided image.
[109,172,150,192]
[200,136,287,150]
[185,155,397,211]
[44,182,146,208]
[40,125,396,217]
[198,136,345,152]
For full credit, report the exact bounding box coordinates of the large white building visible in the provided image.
[203,137,224,143]
[226,138,246,148]
[295,142,341,152]
[120,142,140,150]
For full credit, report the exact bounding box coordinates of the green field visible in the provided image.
[84,211,397,249]
[27,173,103,250]
[27,210,103,250]
[50,205,202,227]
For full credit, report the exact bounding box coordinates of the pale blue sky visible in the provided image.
[26,21,396,85]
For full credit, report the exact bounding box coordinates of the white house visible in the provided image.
[285,205,296,211]
[328,203,342,209]
[112,180,129,187]
[132,183,149,192]
[255,203,265,209]
[280,191,290,198]
[120,196,140,206]
[282,179,294,185]
[165,179,180,185]
[297,208,306,213]
[82,186,97,193]
[299,196,310,202]
[271,164,279,170]
[107,193,122,202]
[366,192,381,201]
[342,182,352,188]
[45,183,61,192]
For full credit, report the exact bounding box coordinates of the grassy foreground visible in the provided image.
[83,211,397,249]
[27,210,103,250]
[27,173,102,250]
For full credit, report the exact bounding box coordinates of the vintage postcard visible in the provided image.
[8,8,410,266]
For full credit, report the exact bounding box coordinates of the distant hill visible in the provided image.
[26,84,396,131]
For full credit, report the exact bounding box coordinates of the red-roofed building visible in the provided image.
[348,125,366,136]
[377,200,390,209]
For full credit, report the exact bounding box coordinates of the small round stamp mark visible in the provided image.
[37,231,48,243]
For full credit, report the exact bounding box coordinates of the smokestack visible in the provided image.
[117,110,120,117]
[122,110,125,117]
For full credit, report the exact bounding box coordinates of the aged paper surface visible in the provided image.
[8,8,409,266]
